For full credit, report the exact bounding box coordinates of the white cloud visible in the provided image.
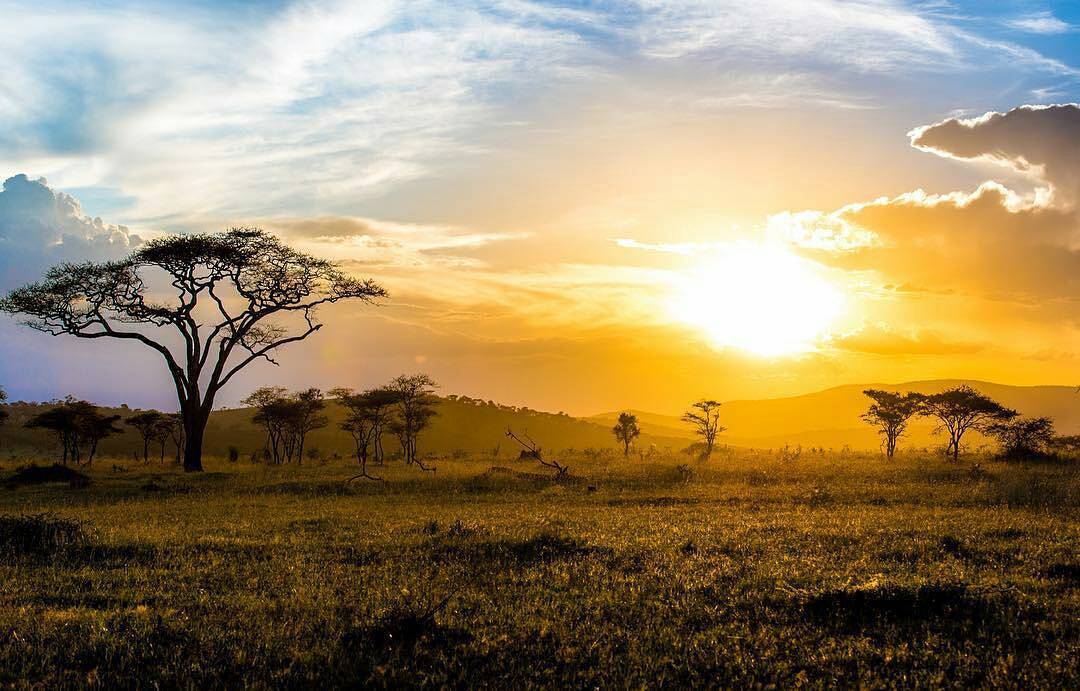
[1005,12,1071,35]
[631,0,959,71]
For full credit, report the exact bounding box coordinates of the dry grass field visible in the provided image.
[0,450,1076,688]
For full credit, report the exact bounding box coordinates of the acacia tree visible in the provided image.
[861,390,923,460]
[0,228,385,471]
[919,385,1016,462]
[986,416,1055,459]
[682,399,725,460]
[244,386,289,464]
[24,397,121,466]
[331,387,388,481]
[25,405,79,464]
[387,374,438,471]
[290,388,328,464]
[126,410,166,463]
[612,412,641,457]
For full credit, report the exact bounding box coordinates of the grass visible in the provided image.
[0,450,1076,687]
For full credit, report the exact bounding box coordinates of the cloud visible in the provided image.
[631,0,959,71]
[909,104,1080,204]
[777,105,1080,326]
[1005,12,1071,35]
[4,1,1077,230]
[0,174,141,286]
[829,324,983,356]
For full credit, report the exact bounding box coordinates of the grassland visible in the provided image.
[0,449,1077,688]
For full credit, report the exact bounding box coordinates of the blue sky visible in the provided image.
[2,0,1078,227]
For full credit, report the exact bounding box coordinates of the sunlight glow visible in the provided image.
[669,243,846,357]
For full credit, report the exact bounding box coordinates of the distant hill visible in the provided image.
[592,380,1080,450]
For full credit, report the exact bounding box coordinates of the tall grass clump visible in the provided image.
[0,513,88,557]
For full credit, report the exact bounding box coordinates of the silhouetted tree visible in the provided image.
[987,416,1055,459]
[290,388,327,465]
[0,386,8,450]
[25,405,78,464]
[158,413,185,464]
[243,387,327,465]
[0,228,386,472]
[682,399,725,460]
[332,387,388,482]
[919,385,1016,462]
[861,390,922,459]
[81,408,123,466]
[126,411,166,464]
[387,374,438,471]
[25,397,121,466]
[244,386,289,464]
[612,412,641,457]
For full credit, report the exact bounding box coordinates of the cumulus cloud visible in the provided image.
[0,174,141,286]
[910,104,1080,205]
[774,105,1080,307]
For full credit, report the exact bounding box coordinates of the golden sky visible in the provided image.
[1,2,1079,414]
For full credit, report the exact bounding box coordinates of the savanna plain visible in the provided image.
[0,449,1076,688]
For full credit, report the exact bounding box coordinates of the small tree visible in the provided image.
[682,399,725,460]
[126,411,166,464]
[1,228,386,472]
[244,386,289,464]
[0,386,8,452]
[612,412,641,457]
[387,374,438,471]
[156,413,184,464]
[25,397,121,466]
[81,408,123,465]
[919,385,1016,462]
[986,416,1055,459]
[25,404,80,464]
[861,390,922,459]
[290,388,327,465]
[332,387,386,482]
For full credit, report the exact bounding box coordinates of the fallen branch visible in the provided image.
[505,426,570,478]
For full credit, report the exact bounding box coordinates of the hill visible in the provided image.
[0,394,691,463]
[592,380,1080,450]
[4,379,1077,460]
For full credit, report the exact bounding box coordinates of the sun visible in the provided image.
[669,242,846,357]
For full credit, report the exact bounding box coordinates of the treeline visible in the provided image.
[0,394,183,467]
[244,374,438,479]
[862,384,1071,461]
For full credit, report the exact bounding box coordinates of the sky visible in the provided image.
[1,0,1080,415]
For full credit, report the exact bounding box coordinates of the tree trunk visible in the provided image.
[183,410,207,472]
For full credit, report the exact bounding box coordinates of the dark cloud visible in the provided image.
[910,104,1080,203]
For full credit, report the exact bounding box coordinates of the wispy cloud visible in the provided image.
[3,0,1078,232]
[1005,11,1071,35]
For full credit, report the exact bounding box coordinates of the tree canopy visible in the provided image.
[861,389,923,459]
